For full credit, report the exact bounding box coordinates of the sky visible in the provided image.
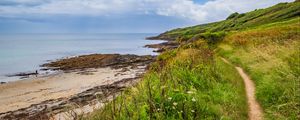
[0,0,294,33]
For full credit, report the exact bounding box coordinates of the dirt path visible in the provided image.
[221,58,263,120]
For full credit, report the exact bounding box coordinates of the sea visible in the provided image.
[0,33,163,82]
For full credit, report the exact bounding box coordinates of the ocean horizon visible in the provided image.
[0,33,163,82]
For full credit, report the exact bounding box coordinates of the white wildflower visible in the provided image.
[173,102,178,106]
[192,97,196,102]
[191,110,195,112]
[168,97,172,100]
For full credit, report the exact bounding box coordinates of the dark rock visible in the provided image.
[6,72,38,77]
[42,54,156,71]
[145,41,179,53]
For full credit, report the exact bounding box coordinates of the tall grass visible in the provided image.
[85,44,248,120]
[218,18,300,119]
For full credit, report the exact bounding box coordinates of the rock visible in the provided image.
[42,54,156,71]
[6,72,38,77]
[145,41,179,53]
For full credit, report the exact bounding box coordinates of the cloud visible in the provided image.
[0,0,294,23]
[0,0,50,6]
[154,0,294,22]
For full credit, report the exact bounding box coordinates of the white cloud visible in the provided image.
[0,0,294,23]
[154,0,294,22]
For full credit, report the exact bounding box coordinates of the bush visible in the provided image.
[199,32,226,45]
[226,12,239,20]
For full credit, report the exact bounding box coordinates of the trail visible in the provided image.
[221,58,263,120]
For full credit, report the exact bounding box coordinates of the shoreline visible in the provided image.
[0,54,155,119]
[144,36,179,53]
[0,33,165,83]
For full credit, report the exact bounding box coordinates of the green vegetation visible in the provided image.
[86,1,300,120]
[158,1,300,41]
[87,44,248,120]
[218,18,300,119]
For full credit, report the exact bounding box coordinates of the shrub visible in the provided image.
[226,12,239,20]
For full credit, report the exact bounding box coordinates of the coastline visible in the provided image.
[0,33,164,83]
[0,54,155,119]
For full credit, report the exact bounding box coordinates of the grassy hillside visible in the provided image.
[154,1,300,41]
[218,18,300,119]
[87,43,248,120]
[85,1,300,120]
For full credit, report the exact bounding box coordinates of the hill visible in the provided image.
[149,1,299,42]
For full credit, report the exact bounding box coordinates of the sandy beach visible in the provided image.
[0,54,154,120]
[0,67,144,113]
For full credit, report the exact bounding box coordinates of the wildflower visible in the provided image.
[173,102,178,106]
[157,108,160,111]
[192,97,196,102]
[191,110,195,112]
[168,97,172,100]
[187,91,194,94]
[172,106,175,109]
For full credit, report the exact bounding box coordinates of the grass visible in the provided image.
[157,1,300,41]
[218,17,300,119]
[85,44,248,120]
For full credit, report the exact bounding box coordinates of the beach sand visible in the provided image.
[0,66,144,114]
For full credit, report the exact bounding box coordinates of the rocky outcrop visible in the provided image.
[42,54,155,71]
[144,41,179,53]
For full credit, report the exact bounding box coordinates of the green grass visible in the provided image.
[157,1,300,41]
[218,18,300,119]
[85,45,248,120]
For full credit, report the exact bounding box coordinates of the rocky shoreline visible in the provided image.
[0,76,142,120]
[42,54,155,71]
[0,36,177,120]
[145,34,180,53]
[144,41,179,53]
[0,54,155,120]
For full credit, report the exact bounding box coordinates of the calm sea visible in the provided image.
[0,33,163,82]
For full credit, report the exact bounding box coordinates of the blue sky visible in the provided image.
[0,0,294,33]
